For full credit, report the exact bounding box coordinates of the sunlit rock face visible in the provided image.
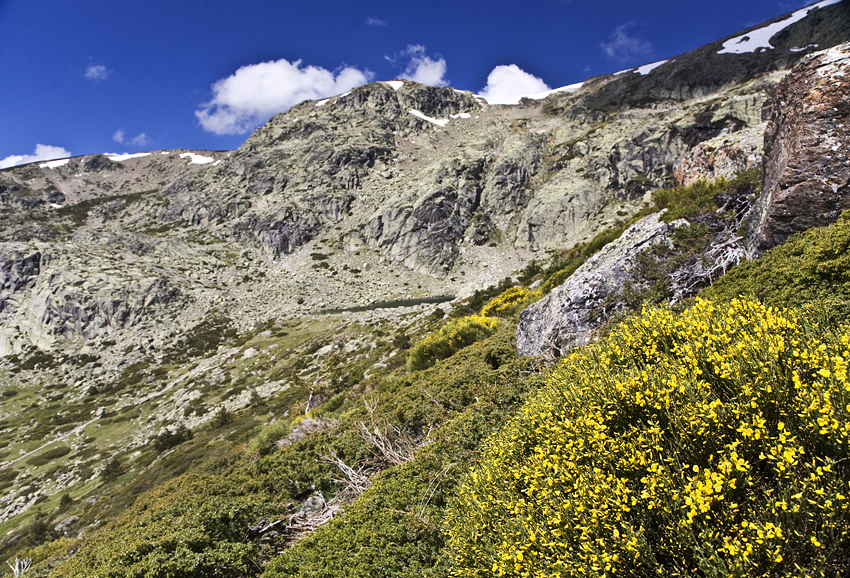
[749,42,850,254]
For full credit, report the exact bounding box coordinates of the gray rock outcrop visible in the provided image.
[516,212,685,356]
[749,42,850,254]
[673,123,765,187]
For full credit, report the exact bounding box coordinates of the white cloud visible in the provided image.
[0,144,72,169]
[85,65,109,81]
[601,22,653,62]
[195,58,374,135]
[366,17,386,26]
[388,45,448,86]
[130,133,150,147]
[478,65,551,105]
[113,130,149,147]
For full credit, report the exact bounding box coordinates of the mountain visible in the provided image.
[0,2,848,576]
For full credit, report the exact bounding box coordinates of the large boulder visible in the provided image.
[749,43,850,254]
[516,212,684,356]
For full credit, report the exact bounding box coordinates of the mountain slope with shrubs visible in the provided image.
[1,8,849,578]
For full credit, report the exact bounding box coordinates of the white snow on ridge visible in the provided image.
[106,152,152,162]
[179,153,215,165]
[315,98,330,107]
[718,0,841,55]
[39,159,70,169]
[790,44,819,52]
[450,112,472,119]
[409,109,449,127]
[635,60,671,75]
[614,60,672,76]
[475,82,583,106]
[385,80,404,91]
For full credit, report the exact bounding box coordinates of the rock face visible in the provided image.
[749,42,850,254]
[516,213,685,357]
[1,9,848,355]
[673,123,765,187]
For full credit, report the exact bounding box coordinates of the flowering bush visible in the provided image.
[481,287,541,318]
[407,316,499,371]
[445,298,849,577]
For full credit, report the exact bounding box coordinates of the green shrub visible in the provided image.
[153,424,193,452]
[703,209,850,321]
[651,169,760,222]
[53,473,274,578]
[480,287,540,318]
[446,298,850,577]
[249,419,293,456]
[100,458,124,483]
[213,406,234,427]
[25,446,70,467]
[406,316,499,371]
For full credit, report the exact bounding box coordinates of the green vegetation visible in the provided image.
[703,209,850,318]
[406,315,499,371]
[25,446,71,467]
[446,298,850,577]
[8,175,850,578]
[652,170,761,222]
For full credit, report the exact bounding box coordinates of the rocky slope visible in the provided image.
[518,41,850,358]
[0,1,849,562]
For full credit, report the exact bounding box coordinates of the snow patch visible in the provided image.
[450,112,472,119]
[105,152,152,162]
[213,160,223,166]
[161,151,170,155]
[718,0,841,55]
[315,98,331,107]
[790,44,819,52]
[634,60,670,75]
[409,109,449,127]
[39,159,70,169]
[179,153,215,165]
[50,203,63,209]
[475,82,583,106]
[385,80,404,91]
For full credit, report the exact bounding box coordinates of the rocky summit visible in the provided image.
[1,3,849,576]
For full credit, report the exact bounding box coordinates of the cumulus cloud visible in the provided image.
[601,22,653,62]
[387,45,448,86]
[0,144,72,169]
[478,65,550,105]
[85,65,109,81]
[113,130,126,143]
[195,58,374,135]
[366,17,386,26]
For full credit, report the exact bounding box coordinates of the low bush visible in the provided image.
[704,209,850,322]
[481,287,541,318]
[53,473,275,578]
[446,298,850,577]
[651,169,760,222]
[25,446,70,467]
[406,316,499,371]
[153,424,193,452]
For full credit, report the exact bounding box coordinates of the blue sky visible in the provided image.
[0,0,823,166]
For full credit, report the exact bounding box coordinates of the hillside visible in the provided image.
[0,2,849,576]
